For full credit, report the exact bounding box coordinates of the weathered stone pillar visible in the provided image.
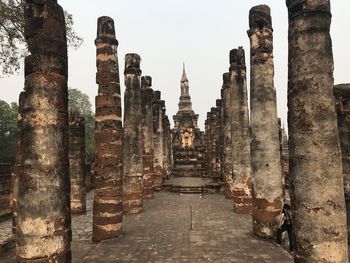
[222,72,233,199]
[334,84,350,243]
[11,129,21,235]
[209,107,217,180]
[93,16,123,242]
[287,1,348,260]
[215,99,223,180]
[162,113,169,179]
[17,0,71,261]
[164,115,172,178]
[248,5,283,238]
[123,53,143,214]
[153,91,165,189]
[69,112,86,215]
[205,113,212,177]
[229,47,252,214]
[141,76,155,199]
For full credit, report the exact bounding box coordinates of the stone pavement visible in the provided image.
[165,177,211,187]
[0,191,292,262]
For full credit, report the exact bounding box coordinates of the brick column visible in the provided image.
[69,113,86,214]
[334,84,350,244]
[17,0,71,261]
[287,1,348,260]
[229,47,252,214]
[123,53,144,214]
[93,16,123,242]
[248,5,283,238]
[141,76,155,199]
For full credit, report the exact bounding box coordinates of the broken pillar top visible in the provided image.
[249,5,272,30]
[334,84,350,98]
[125,53,142,76]
[286,0,330,14]
[229,47,246,67]
[96,16,118,45]
[141,76,152,89]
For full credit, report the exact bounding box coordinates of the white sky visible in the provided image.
[1,0,350,130]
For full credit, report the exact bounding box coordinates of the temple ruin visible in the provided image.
[172,66,206,178]
[1,1,350,262]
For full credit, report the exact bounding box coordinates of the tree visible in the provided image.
[0,100,17,162]
[0,0,83,75]
[68,88,95,162]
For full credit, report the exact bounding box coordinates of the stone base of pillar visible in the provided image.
[154,166,164,191]
[252,197,282,238]
[143,176,155,199]
[92,191,123,242]
[224,175,233,199]
[232,180,252,214]
[123,177,143,214]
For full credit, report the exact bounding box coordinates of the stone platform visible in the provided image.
[163,177,221,194]
[0,191,292,262]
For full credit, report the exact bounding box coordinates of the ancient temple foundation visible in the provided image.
[16,0,71,261]
[69,113,86,214]
[123,53,144,214]
[93,16,123,242]
[141,76,155,199]
[248,5,283,238]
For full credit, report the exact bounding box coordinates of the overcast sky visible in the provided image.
[1,0,350,130]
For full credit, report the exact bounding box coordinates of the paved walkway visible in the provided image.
[1,191,292,262]
[165,177,211,187]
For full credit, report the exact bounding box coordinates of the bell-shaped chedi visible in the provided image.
[172,65,206,177]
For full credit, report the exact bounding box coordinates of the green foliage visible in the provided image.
[68,88,95,162]
[0,0,83,75]
[0,100,17,163]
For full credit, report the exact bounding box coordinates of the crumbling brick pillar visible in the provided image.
[230,47,252,214]
[123,53,144,214]
[222,73,233,199]
[209,107,218,180]
[93,16,123,242]
[153,91,165,190]
[287,1,348,260]
[69,112,86,215]
[215,99,223,180]
[205,113,212,177]
[162,113,169,180]
[16,0,71,261]
[334,84,350,243]
[141,76,155,199]
[164,115,172,178]
[248,5,283,238]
